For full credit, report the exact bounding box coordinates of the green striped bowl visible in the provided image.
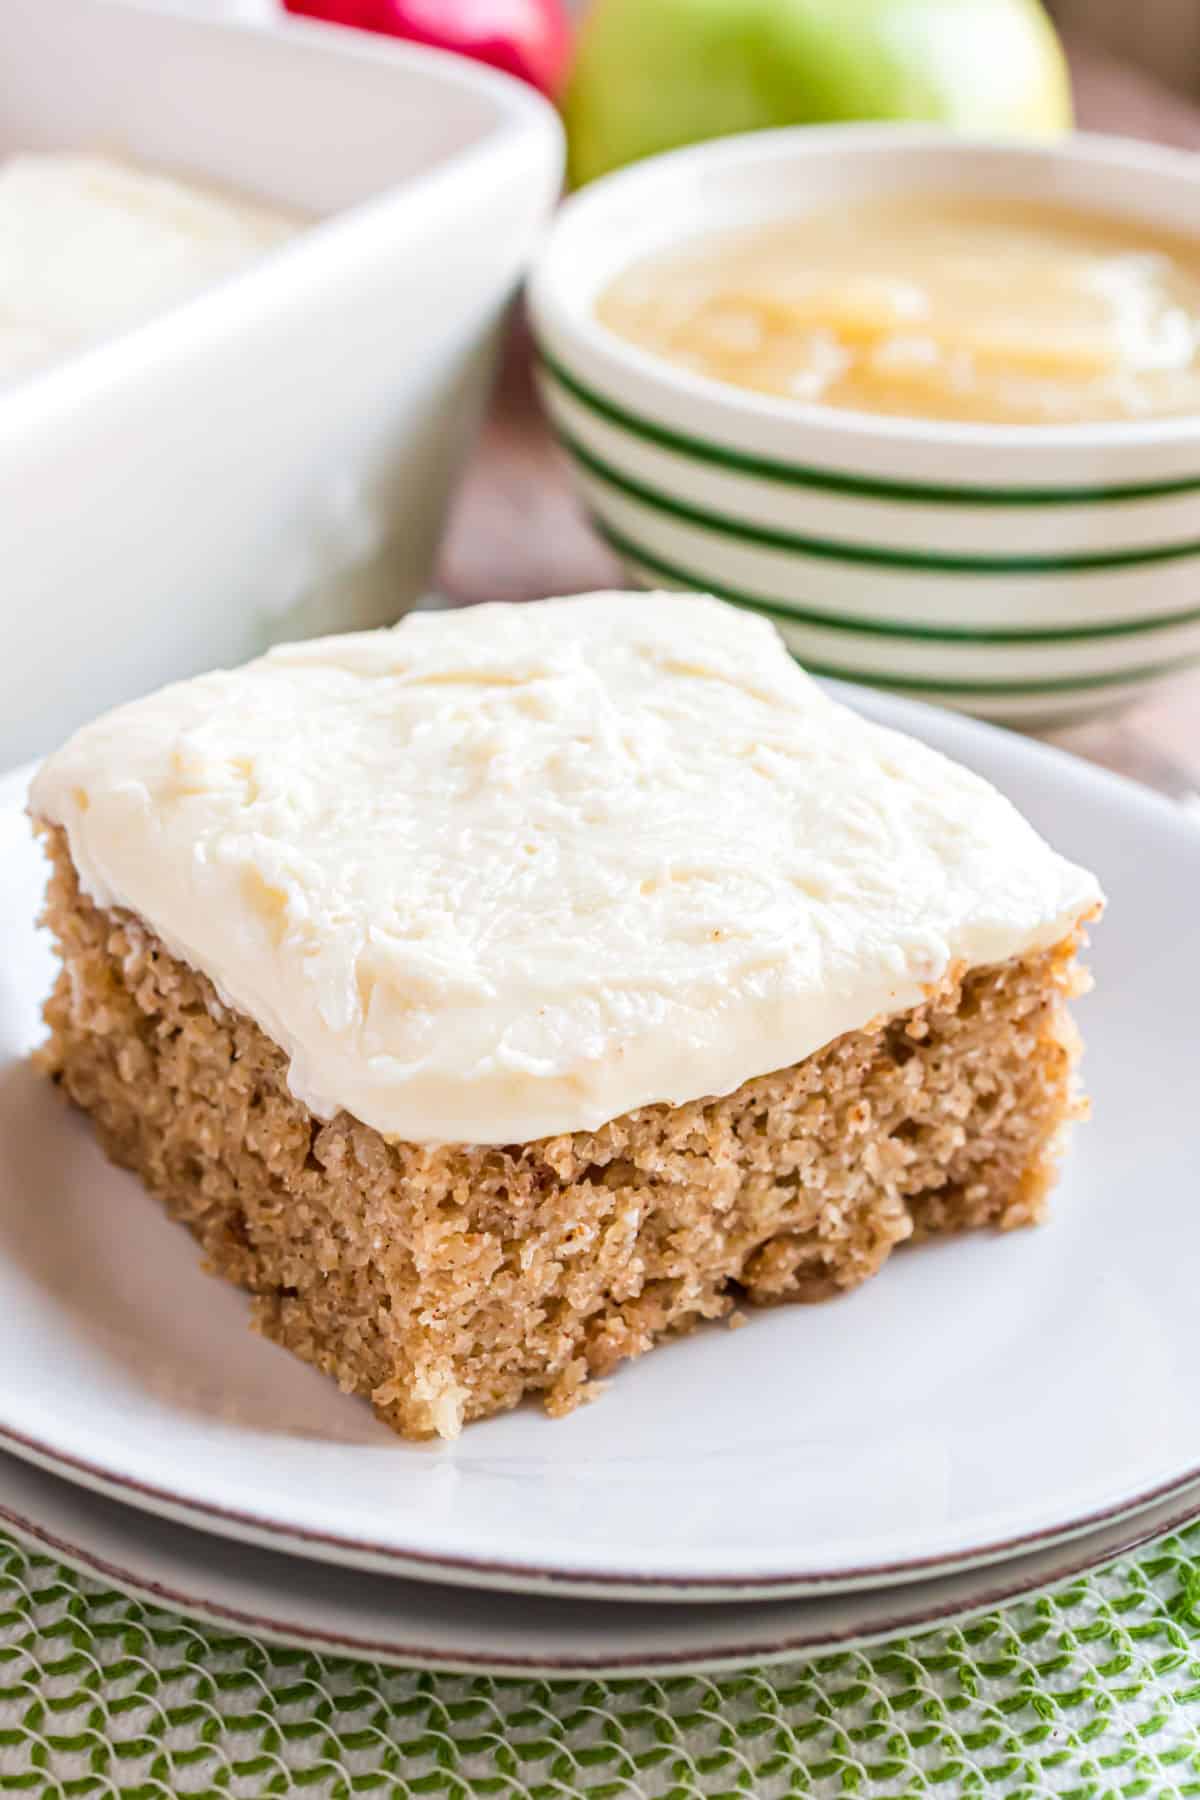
[528,125,1200,725]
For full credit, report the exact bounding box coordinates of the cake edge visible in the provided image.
[33,821,1096,1438]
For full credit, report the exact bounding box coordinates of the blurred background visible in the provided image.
[254,0,1200,794]
[1050,0,1200,100]
[186,0,1200,108]
[10,0,1199,793]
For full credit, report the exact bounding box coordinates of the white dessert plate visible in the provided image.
[1,684,1198,1601]
[2,1447,1198,1676]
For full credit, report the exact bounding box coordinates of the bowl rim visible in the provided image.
[528,122,1200,466]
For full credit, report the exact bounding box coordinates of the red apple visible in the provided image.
[282,0,572,99]
[282,0,380,27]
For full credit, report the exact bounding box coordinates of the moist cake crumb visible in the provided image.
[37,824,1090,1440]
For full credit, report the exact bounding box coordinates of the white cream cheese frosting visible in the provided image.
[0,152,296,385]
[31,592,1102,1145]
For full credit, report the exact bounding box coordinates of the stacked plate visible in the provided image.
[1,686,1198,1676]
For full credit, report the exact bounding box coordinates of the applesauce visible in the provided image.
[596,196,1200,425]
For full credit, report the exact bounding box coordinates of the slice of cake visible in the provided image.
[30,592,1102,1439]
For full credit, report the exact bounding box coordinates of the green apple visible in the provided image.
[563,0,1071,186]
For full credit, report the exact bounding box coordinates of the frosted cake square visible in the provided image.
[31,593,1102,1438]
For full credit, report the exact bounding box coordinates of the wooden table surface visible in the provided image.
[436,39,1200,795]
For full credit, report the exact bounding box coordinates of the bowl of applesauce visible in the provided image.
[528,125,1200,725]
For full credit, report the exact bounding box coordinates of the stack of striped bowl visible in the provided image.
[530,126,1200,726]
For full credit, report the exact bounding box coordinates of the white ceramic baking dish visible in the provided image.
[0,0,562,764]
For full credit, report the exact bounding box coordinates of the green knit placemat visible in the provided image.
[3,1524,1200,1799]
